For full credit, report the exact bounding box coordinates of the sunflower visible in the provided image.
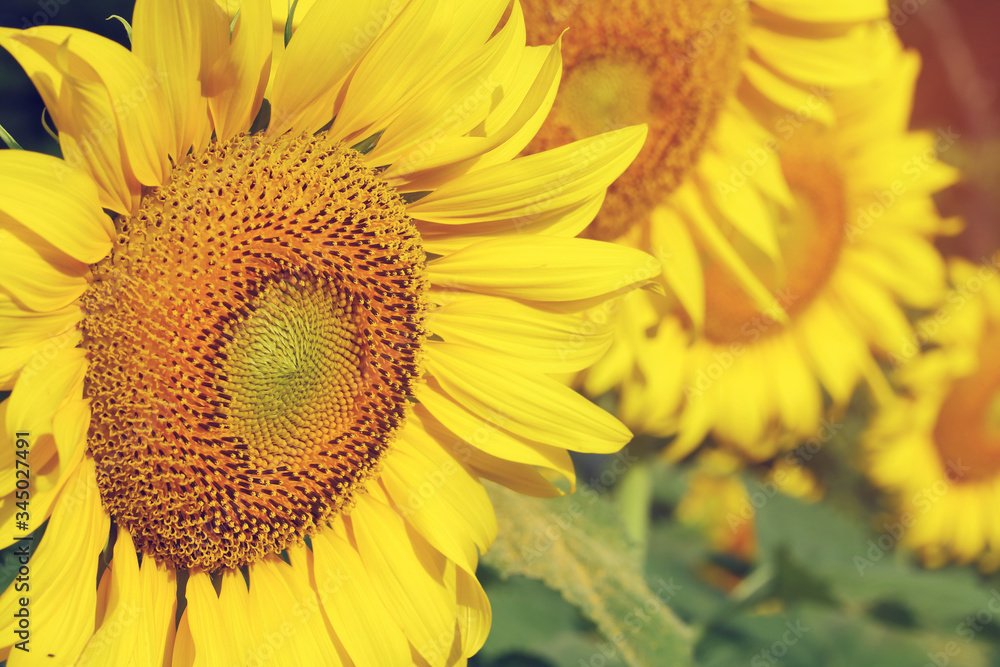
[519,0,897,306]
[568,20,955,461]
[517,1,942,458]
[865,257,1000,571]
[0,1,654,663]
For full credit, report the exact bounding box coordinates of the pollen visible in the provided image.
[80,133,426,571]
[521,0,748,241]
[701,133,846,343]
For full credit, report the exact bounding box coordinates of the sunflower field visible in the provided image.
[0,1,998,666]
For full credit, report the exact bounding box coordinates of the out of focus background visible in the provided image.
[1,1,998,665]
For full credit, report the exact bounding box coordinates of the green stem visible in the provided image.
[615,458,653,560]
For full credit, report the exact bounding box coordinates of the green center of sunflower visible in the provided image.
[80,132,426,571]
[521,0,748,242]
[701,133,847,343]
[934,327,1000,483]
[222,279,362,446]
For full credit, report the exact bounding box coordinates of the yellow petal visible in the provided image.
[0,228,89,312]
[753,0,887,21]
[710,351,769,454]
[370,3,523,167]
[741,59,835,126]
[427,295,613,373]
[170,611,197,667]
[78,530,176,666]
[330,0,509,145]
[417,378,577,486]
[245,553,341,665]
[0,27,172,210]
[796,300,865,404]
[412,406,564,498]
[699,160,781,261]
[0,300,80,356]
[749,22,891,89]
[454,566,491,658]
[382,422,496,573]
[668,388,714,462]
[410,126,646,222]
[49,394,90,480]
[207,0,272,143]
[133,0,230,159]
[766,339,822,438]
[0,403,54,503]
[428,236,659,302]
[426,342,631,453]
[0,150,111,262]
[0,458,110,663]
[701,104,795,209]
[348,494,458,666]
[384,40,563,188]
[674,183,786,322]
[474,42,560,169]
[0,348,87,543]
[268,0,395,137]
[417,192,605,256]
[310,528,410,666]
[832,269,913,353]
[5,346,86,444]
[0,39,122,211]
[180,571,235,666]
[651,207,704,330]
[846,237,946,309]
[0,315,82,388]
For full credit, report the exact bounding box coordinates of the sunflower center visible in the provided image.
[221,278,361,445]
[702,138,846,343]
[80,133,426,571]
[933,327,1000,483]
[522,0,748,241]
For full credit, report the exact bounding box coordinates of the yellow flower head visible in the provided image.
[519,0,895,251]
[580,25,958,461]
[521,0,747,241]
[0,1,654,662]
[866,257,1000,571]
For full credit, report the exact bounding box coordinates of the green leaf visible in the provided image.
[478,574,580,661]
[482,483,694,667]
[644,521,730,625]
[528,631,630,667]
[699,604,975,667]
[284,0,300,48]
[351,130,384,155]
[0,122,22,150]
[106,15,132,43]
[754,491,989,628]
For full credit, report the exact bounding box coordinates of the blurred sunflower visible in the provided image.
[518,0,948,459]
[520,0,895,316]
[571,21,957,461]
[0,0,654,663]
[865,257,1000,571]
[521,0,901,240]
